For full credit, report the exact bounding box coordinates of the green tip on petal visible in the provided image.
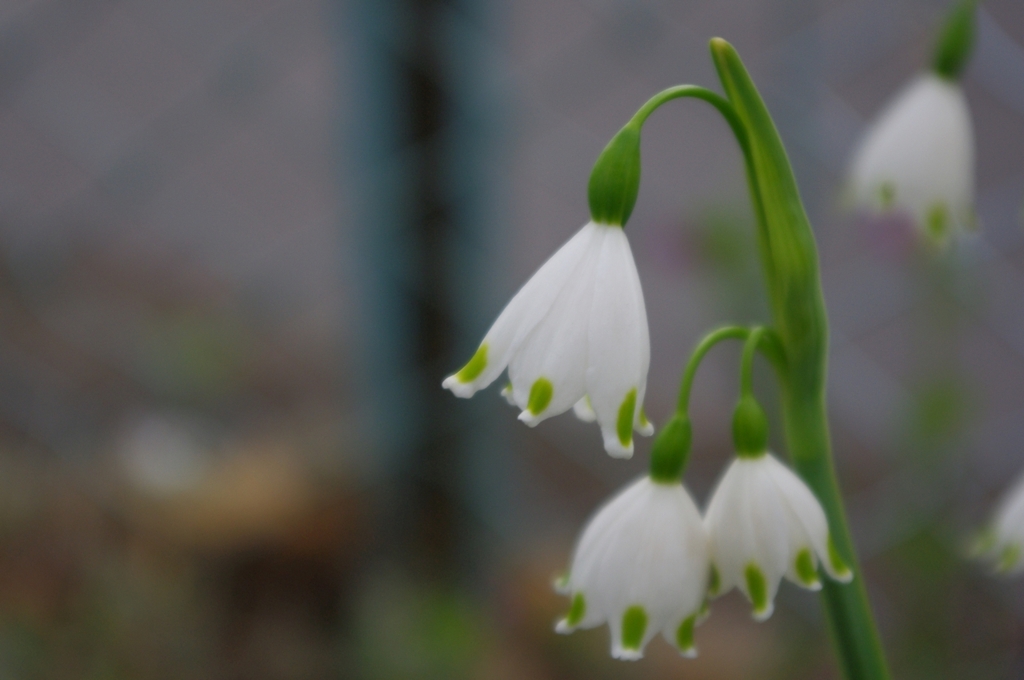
[588,124,642,227]
[933,0,977,80]
[527,378,554,415]
[616,389,638,448]
[454,344,488,383]
[621,605,648,651]
[708,563,721,597]
[675,614,698,656]
[828,536,853,581]
[795,548,821,588]
[566,592,586,627]
[745,563,770,619]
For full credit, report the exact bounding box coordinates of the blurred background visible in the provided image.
[0,0,1021,678]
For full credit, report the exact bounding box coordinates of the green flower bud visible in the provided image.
[649,414,692,483]
[732,395,768,458]
[933,0,977,81]
[587,123,642,227]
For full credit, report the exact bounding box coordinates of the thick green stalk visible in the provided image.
[709,38,890,680]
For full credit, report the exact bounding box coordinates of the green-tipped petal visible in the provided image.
[745,563,773,621]
[616,605,648,659]
[616,389,637,448]
[555,592,586,633]
[794,548,821,590]
[707,563,721,597]
[828,536,853,582]
[675,614,698,658]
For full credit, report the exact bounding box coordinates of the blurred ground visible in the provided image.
[0,0,1022,678]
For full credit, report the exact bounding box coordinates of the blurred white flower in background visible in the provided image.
[846,73,975,248]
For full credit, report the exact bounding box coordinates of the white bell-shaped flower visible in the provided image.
[442,221,652,458]
[847,73,975,246]
[704,453,852,620]
[555,475,709,660]
[975,471,1024,573]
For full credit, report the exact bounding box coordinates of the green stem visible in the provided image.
[739,326,765,397]
[675,325,785,414]
[675,325,748,414]
[630,86,751,159]
[784,391,885,679]
[708,38,890,679]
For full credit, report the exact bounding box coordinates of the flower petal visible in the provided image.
[507,226,605,424]
[762,454,850,582]
[572,396,597,422]
[586,226,649,456]
[442,222,600,397]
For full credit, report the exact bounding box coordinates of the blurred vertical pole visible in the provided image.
[339,0,503,584]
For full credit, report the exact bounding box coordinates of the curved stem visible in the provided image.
[675,325,786,415]
[676,326,747,414]
[626,84,771,279]
[630,86,750,157]
[739,326,766,397]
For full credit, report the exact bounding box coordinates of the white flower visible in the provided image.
[704,453,852,620]
[975,471,1024,573]
[847,73,975,245]
[555,476,709,660]
[442,221,652,458]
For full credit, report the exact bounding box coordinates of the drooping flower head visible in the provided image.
[704,395,851,620]
[845,0,977,248]
[556,475,709,659]
[704,452,852,620]
[443,125,653,457]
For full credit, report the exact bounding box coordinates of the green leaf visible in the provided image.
[709,38,827,397]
